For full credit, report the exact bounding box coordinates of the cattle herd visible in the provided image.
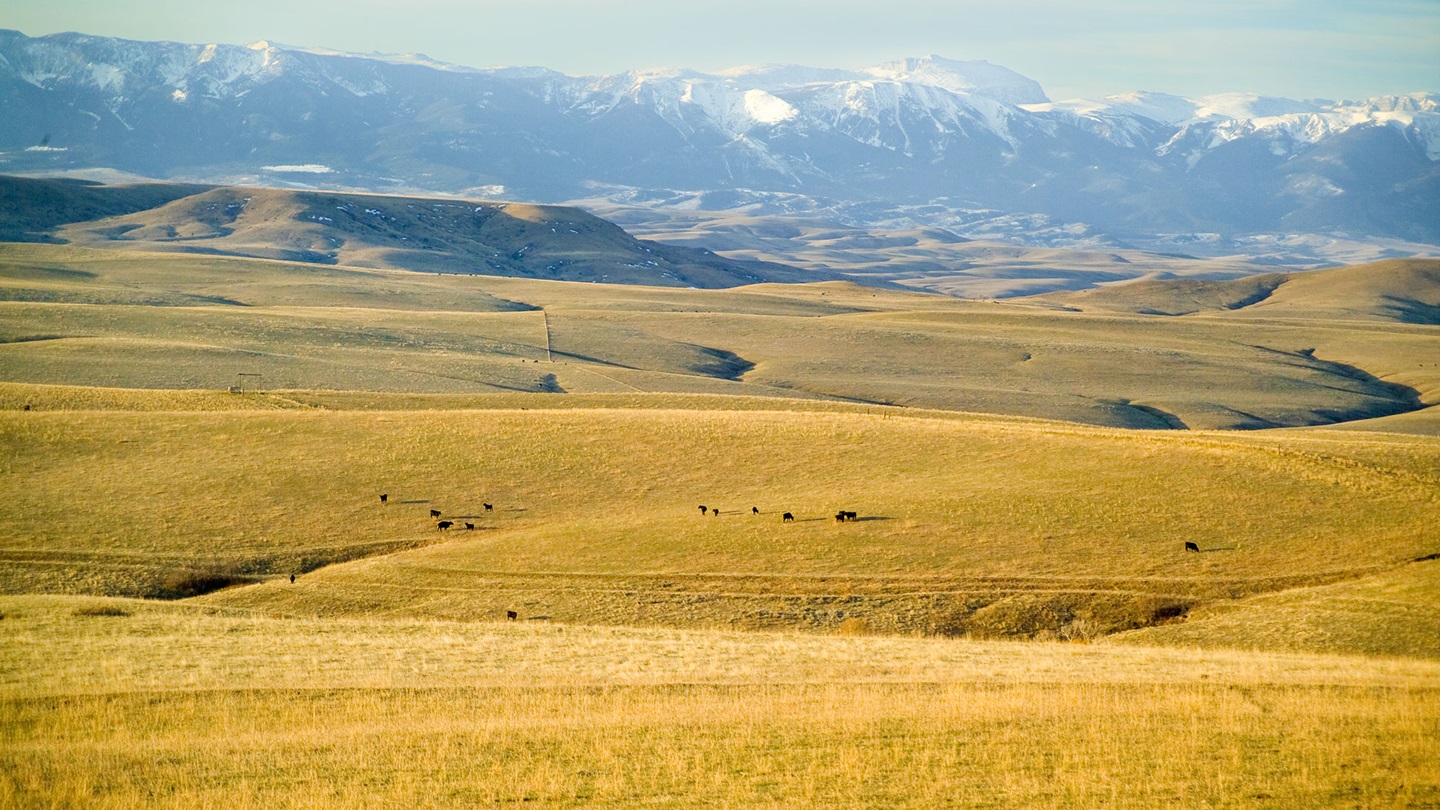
[354,493,1206,617]
[373,495,498,532]
[699,505,859,523]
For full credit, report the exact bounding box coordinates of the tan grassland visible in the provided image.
[1,240,1438,806]
[2,400,1436,642]
[2,595,1438,808]
[4,245,1438,430]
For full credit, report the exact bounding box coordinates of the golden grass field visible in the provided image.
[3,595,1438,808]
[1,236,1438,806]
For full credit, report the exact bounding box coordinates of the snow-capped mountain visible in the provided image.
[2,30,1437,256]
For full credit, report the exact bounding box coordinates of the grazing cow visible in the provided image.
[752,507,760,515]
[782,512,794,522]
[22,404,30,411]
[380,493,388,503]
[484,503,493,512]
[437,520,453,530]
[843,511,857,521]
[1185,541,1200,552]
[430,509,442,518]
[506,610,518,621]
[835,512,846,523]
[699,505,707,514]
[465,522,475,530]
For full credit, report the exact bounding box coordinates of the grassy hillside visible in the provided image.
[1045,258,1440,323]
[38,183,830,288]
[3,243,1435,429]
[3,397,1435,644]
[2,222,1438,807]
[1113,559,1440,658]
[0,175,212,242]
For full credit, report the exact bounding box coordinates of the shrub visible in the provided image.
[156,565,251,599]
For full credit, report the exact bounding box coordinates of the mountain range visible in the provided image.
[2,29,1438,266]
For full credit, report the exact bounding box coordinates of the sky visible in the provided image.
[5,0,1438,100]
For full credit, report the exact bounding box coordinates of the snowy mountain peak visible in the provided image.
[1190,93,1323,121]
[859,55,1049,105]
[3,29,1437,256]
[714,63,863,90]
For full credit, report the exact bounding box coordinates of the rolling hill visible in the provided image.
[2,192,1438,807]
[0,176,831,288]
[2,242,1436,429]
[583,201,1274,298]
[1043,257,1440,323]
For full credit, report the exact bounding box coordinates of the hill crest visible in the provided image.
[2,176,833,289]
[1040,258,1440,324]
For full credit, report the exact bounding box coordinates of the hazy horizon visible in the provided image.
[5,0,1437,102]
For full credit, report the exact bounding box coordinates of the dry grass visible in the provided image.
[2,243,1439,805]
[1114,560,1440,658]
[1,400,1436,644]
[1,595,1437,808]
[3,242,1437,429]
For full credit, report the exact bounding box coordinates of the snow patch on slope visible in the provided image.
[860,55,1049,105]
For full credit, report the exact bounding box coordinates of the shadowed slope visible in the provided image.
[35,181,834,288]
[0,175,212,242]
[1045,258,1440,323]
[1111,559,1440,658]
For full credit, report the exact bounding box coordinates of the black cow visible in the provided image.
[843,511,858,521]
[290,574,295,583]
[437,520,453,530]
[782,512,794,522]
[752,507,760,515]
[465,522,475,530]
[1185,541,1200,552]
[835,512,846,522]
[484,503,494,512]
[430,509,442,518]
[506,610,518,621]
[698,505,707,514]
[380,493,388,503]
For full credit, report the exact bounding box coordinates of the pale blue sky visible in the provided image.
[5,0,1437,100]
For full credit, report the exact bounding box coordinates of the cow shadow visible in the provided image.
[399,499,430,505]
[1202,546,1238,552]
[853,516,891,522]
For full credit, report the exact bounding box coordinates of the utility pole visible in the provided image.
[542,309,553,363]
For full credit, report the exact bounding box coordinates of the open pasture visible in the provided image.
[3,245,1438,429]
[3,393,1436,643]
[2,239,1439,806]
[2,595,1437,808]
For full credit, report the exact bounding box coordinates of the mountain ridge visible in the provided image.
[2,29,1437,264]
